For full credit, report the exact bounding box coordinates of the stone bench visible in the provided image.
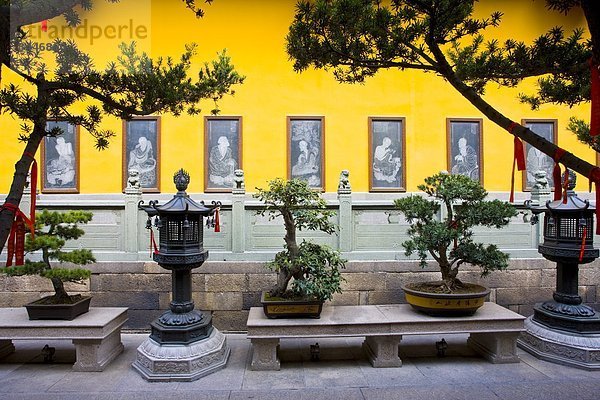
[247,302,525,370]
[0,307,128,372]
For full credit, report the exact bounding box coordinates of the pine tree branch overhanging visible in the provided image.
[285,0,599,195]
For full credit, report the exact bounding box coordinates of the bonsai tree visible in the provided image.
[0,209,94,304]
[394,172,517,293]
[254,178,345,301]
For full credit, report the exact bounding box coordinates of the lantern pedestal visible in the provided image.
[518,175,600,370]
[133,327,230,382]
[133,169,229,381]
[132,265,230,381]
[519,317,600,370]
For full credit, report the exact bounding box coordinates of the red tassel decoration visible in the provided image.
[591,60,600,137]
[2,205,30,267]
[150,228,159,256]
[24,152,37,238]
[509,135,526,203]
[6,220,16,267]
[579,226,588,262]
[553,163,562,201]
[214,208,220,233]
[552,148,566,201]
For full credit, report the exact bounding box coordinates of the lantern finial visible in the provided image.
[563,169,577,191]
[174,169,190,192]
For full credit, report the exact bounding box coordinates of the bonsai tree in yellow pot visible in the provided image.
[395,172,516,316]
[254,178,345,318]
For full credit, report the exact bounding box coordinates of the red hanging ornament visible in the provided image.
[579,226,588,262]
[509,132,526,203]
[562,168,570,204]
[2,203,31,267]
[214,208,220,233]
[149,228,159,256]
[552,148,566,201]
[24,152,37,238]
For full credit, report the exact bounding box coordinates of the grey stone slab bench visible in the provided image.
[247,302,525,370]
[0,307,128,372]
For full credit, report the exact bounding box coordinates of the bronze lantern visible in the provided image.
[532,170,600,333]
[138,169,220,344]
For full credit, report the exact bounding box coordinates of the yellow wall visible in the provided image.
[0,0,593,194]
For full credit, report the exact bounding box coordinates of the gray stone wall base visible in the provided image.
[518,316,600,370]
[467,332,520,363]
[73,329,124,372]
[363,335,402,367]
[250,338,280,371]
[132,328,230,381]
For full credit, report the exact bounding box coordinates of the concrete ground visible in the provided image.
[0,332,599,400]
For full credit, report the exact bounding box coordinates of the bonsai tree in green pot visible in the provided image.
[254,178,345,318]
[0,210,95,320]
[394,172,516,316]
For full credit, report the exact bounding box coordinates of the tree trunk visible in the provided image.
[49,277,71,302]
[271,209,300,296]
[0,85,49,255]
[42,247,70,302]
[0,137,43,255]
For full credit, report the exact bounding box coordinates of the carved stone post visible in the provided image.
[124,169,143,257]
[231,169,246,253]
[337,170,352,252]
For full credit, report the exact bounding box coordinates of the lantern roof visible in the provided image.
[141,169,215,216]
[531,171,594,214]
[544,191,594,213]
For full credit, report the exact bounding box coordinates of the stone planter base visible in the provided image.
[132,327,230,382]
[518,316,600,370]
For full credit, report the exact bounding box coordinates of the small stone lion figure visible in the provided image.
[532,170,548,190]
[233,169,245,190]
[338,169,351,192]
[127,169,141,190]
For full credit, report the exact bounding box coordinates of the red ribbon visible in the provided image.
[591,60,600,137]
[553,148,566,201]
[214,208,220,233]
[588,167,600,234]
[2,203,32,267]
[149,228,159,256]
[562,168,570,204]
[579,226,588,262]
[509,133,526,203]
[24,152,37,238]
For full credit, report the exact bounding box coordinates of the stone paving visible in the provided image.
[0,332,598,400]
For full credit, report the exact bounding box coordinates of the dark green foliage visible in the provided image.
[394,173,516,291]
[0,210,95,301]
[268,242,345,301]
[568,117,600,152]
[254,178,345,301]
[0,0,244,255]
[287,0,591,106]
[285,0,599,184]
[254,178,335,235]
